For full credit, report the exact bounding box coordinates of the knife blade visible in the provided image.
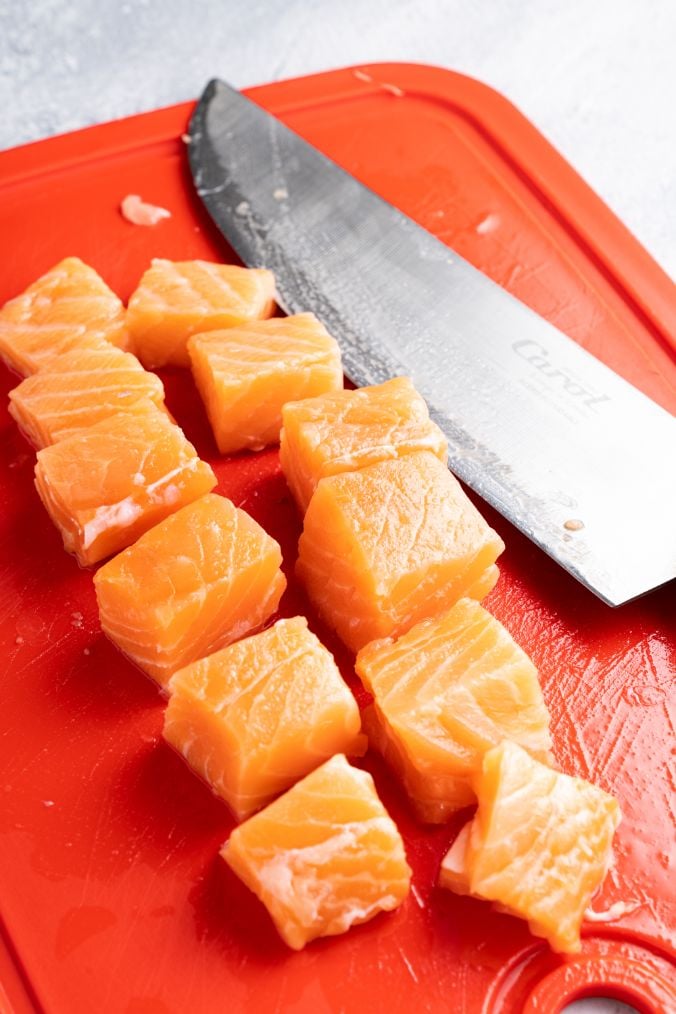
[188,78,676,607]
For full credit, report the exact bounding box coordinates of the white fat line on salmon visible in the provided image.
[82,498,145,549]
[144,457,201,495]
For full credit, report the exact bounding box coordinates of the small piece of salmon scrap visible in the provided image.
[120,194,171,226]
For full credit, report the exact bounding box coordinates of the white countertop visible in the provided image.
[0,3,663,1011]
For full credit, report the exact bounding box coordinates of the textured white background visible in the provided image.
[0,0,674,281]
[0,3,664,1011]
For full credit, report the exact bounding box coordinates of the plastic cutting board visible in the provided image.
[0,63,675,1014]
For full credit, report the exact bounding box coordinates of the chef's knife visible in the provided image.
[188,78,676,607]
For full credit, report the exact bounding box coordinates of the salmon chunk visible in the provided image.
[127,259,276,368]
[188,313,343,454]
[280,377,447,512]
[94,493,286,686]
[438,741,621,953]
[296,451,504,652]
[0,257,132,376]
[356,599,553,822]
[34,399,216,566]
[164,617,362,819]
[9,341,166,448]
[221,754,411,950]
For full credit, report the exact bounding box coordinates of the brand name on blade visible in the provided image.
[512,340,610,409]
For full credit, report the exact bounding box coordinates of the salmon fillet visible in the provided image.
[94,493,286,686]
[0,257,132,376]
[296,451,504,652]
[188,313,343,454]
[164,616,363,820]
[9,341,166,448]
[280,377,448,513]
[221,754,411,950]
[34,399,216,566]
[127,259,276,368]
[356,598,553,822]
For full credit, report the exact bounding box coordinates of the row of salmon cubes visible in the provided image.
[274,380,620,953]
[0,255,620,957]
[0,254,275,374]
[1,256,345,459]
[92,498,411,951]
[0,256,412,953]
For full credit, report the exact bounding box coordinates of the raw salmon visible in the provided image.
[8,341,166,449]
[221,753,411,950]
[35,399,216,566]
[188,313,343,454]
[0,257,132,376]
[94,493,286,686]
[163,616,363,820]
[280,377,448,513]
[120,194,171,226]
[296,451,504,652]
[438,741,621,953]
[356,599,553,822]
[356,600,551,823]
[127,259,276,368]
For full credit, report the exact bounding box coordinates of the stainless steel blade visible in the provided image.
[188,78,676,606]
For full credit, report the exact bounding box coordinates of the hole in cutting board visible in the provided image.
[562,1001,640,1014]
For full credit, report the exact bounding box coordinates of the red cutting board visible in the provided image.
[0,64,674,1014]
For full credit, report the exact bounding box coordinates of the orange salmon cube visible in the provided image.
[280,377,448,513]
[127,259,276,368]
[296,451,504,652]
[221,753,411,950]
[188,313,343,454]
[8,341,166,449]
[35,399,216,566]
[356,599,553,822]
[94,494,286,686]
[0,257,132,376]
[439,741,621,953]
[164,616,363,819]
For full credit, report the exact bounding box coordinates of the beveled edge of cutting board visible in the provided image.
[0,63,674,1014]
